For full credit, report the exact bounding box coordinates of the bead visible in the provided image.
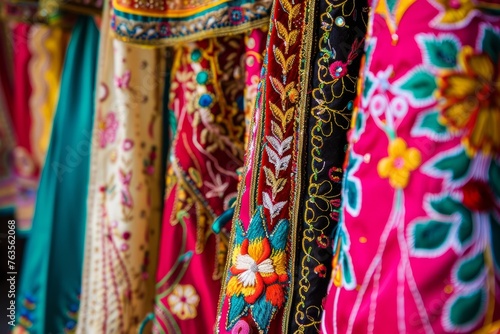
[191,49,202,62]
[196,71,209,84]
[335,16,345,27]
[198,94,213,108]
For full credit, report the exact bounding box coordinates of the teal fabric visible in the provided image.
[15,16,99,333]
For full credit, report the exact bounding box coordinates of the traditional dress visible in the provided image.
[14,15,99,334]
[216,0,368,332]
[152,28,266,333]
[77,6,167,332]
[322,0,500,333]
[77,0,271,330]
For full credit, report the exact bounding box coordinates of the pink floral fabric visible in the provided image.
[322,0,500,333]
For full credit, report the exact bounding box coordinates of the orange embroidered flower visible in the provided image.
[228,237,287,306]
[439,47,500,156]
[225,207,289,330]
[377,138,422,189]
[314,264,327,278]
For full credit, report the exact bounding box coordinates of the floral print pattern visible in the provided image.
[77,11,166,333]
[322,0,500,333]
[97,112,118,148]
[167,285,200,320]
[439,46,500,156]
[377,138,422,189]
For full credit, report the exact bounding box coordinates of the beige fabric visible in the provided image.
[77,7,166,333]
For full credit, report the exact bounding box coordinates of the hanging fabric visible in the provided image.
[321,0,500,332]
[14,15,99,334]
[77,6,167,333]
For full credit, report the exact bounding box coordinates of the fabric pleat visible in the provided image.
[14,15,99,334]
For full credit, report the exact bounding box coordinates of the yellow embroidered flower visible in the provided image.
[439,46,500,156]
[377,138,422,189]
[433,0,476,25]
[167,284,200,320]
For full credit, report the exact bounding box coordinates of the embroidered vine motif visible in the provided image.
[405,24,500,332]
[288,0,368,331]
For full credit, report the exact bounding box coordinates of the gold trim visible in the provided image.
[282,0,316,331]
[111,17,270,47]
[113,0,230,18]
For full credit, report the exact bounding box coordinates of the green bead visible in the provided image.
[196,71,209,84]
[191,49,202,62]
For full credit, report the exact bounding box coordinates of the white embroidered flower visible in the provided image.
[167,284,200,320]
[235,254,274,287]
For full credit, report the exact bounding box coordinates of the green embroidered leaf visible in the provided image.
[449,290,486,327]
[398,69,437,101]
[341,252,356,290]
[227,295,247,328]
[457,212,473,247]
[168,109,177,138]
[270,218,290,251]
[365,40,375,62]
[489,160,500,199]
[235,218,245,245]
[411,109,450,140]
[432,147,471,182]
[353,111,365,140]
[429,196,473,246]
[247,207,267,240]
[363,74,374,99]
[345,179,359,216]
[457,253,485,283]
[421,37,458,68]
[412,220,452,251]
[253,294,275,331]
[481,26,500,62]
[429,195,462,216]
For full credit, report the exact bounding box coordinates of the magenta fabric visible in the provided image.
[322,0,500,333]
[153,29,266,333]
[11,23,39,232]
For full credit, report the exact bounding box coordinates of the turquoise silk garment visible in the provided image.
[14,16,99,334]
